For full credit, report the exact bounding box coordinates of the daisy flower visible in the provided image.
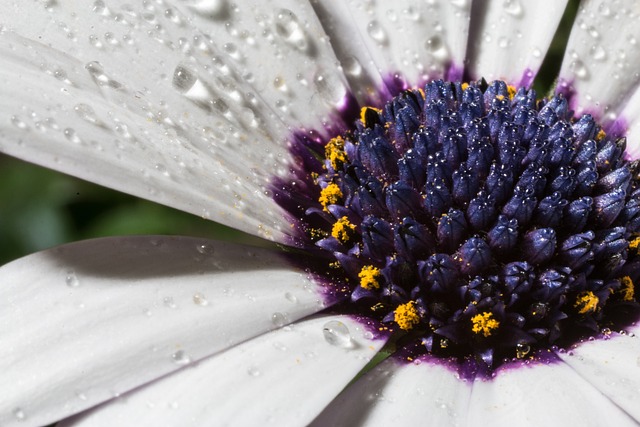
[2,1,640,426]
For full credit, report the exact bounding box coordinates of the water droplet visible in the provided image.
[271,312,287,327]
[10,116,27,130]
[284,292,298,303]
[532,47,542,58]
[367,20,388,45]
[188,0,229,21]
[313,71,347,107]
[163,296,177,309]
[570,59,589,80]
[516,343,530,358]
[193,292,209,306]
[172,65,197,93]
[75,390,88,401]
[63,128,82,144]
[323,320,355,348]
[343,56,363,77]
[74,104,100,125]
[65,270,80,288]
[272,341,287,351]
[590,44,606,61]
[498,36,509,49]
[503,0,523,17]
[13,408,26,421]
[196,243,214,255]
[425,36,450,64]
[172,350,191,365]
[247,366,261,376]
[275,9,311,53]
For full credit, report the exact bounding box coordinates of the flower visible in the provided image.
[1,1,640,426]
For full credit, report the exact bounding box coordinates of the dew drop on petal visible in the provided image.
[271,312,286,327]
[172,350,192,365]
[284,292,298,303]
[274,9,310,53]
[193,293,208,306]
[503,0,523,17]
[65,270,80,288]
[570,59,589,80]
[172,65,197,93]
[188,0,229,20]
[163,296,177,309]
[367,20,388,45]
[343,56,363,77]
[196,243,214,255]
[323,320,354,348]
[247,366,261,377]
[590,44,606,61]
[424,36,450,64]
[13,408,26,422]
[313,71,347,107]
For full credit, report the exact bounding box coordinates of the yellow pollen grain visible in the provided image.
[461,82,469,91]
[471,312,500,337]
[507,84,517,100]
[331,216,356,243]
[597,129,606,140]
[360,106,382,126]
[394,301,420,331]
[575,291,599,314]
[620,276,635,302]
[496,94,505,101]
[359,265,382,290]
[629,235,640,254]
[318,183,342,211]
[324,136,347,170]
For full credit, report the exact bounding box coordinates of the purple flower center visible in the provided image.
[275,79,640,376]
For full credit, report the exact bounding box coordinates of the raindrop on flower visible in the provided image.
[12,408,26,421]
[284,292,298,303]
[322,320,354,349]
[171,350,191,365]
[247,366,261,377]
[10,116,27,130]
[274,9,310,53]
[424,36,450,64]
[192,293,209,306]
[196,243,214,255]
[73,104,100,125]
[271,312,287,327]
[503,0,523,17]
[342,56,363,77]
[367,20,388,45]
[516,343,531,359]
[187,0,229,21]
[65,270,80,288]
[163,296,177,309]
[570,58,589,79]
[172,65,197,93]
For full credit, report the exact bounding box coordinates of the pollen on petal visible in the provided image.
[319,183,343,211]
[575,291,599,314]
[324,136,347,170]
[358,265,382,290]
[471,312,500,337]
[620,276,635,302]
[331,216,356,243]
[360,106,382,128]
[395,301,420,331]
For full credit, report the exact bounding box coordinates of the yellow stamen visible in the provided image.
[496,94,505,101]
[395,301,420,331]
[507,84,517,100]
[318,183,342,211]
[629,235,640,254]
[575,291,599,314]
[324,136,347,170]
[471,312,500,337]
[358,265,382,290]
[360,106,382,127]
[596,128,606,140]
[461,82,469,91]
[331,216,356,243]
[620,276,635,302]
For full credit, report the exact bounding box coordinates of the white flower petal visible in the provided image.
[555,333,640,422]
[466,0,568,85]
[0,1,351,240]
[557,0,640,121]
[466,362,636,426]
[311,0,471,103]
[60,315,387,427]
[617,88,640,158]
[0,235,325,427]
[310,357,471,426]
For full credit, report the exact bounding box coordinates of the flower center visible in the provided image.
[276,79,640,376]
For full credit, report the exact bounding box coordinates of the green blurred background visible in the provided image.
[0,0,579,267]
